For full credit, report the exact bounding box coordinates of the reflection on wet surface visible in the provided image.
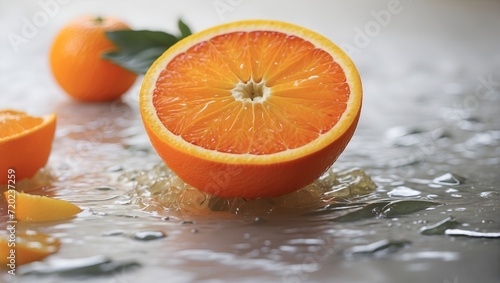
[1,84,498,282]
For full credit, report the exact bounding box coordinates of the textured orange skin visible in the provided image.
[144,108,360,198]
[0,114,56,185]
[49,16,137,102]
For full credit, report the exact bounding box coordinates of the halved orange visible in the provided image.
[0,110,56,185]
[140,20,362,198]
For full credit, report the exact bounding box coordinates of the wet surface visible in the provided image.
[1,0,500,282]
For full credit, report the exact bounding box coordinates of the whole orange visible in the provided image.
[49,16,137,102]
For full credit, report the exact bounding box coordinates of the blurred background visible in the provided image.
[1,0,499,131]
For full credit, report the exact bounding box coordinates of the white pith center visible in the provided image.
[231,79,270,103]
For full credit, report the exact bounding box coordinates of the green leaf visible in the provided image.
[103,30,176,74]
[178,19,192,39]
[102,19,194,74]
[104,46,168,75]
[106,30,179,54]
[103,30,179,74]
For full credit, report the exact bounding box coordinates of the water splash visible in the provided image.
[119,163,377,216]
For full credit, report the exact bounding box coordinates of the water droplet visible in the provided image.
[344,239,411,258]
[465,131,500,148]
[385,126,424,140]
[254,216,266,223]
[397,251,460,261]
[387,186,421,197]
[115,215,138,218]
[95,186,116,191]
[102,230,125,237]
[445,229,500,238]
[479,191,500,198]
[332,201,390,222]
[107,165,123,172]
[432,173,466,185]
[132,231,166,241]
[234,243,252,250]
[117,170,141,183]
[288,238,325,245]
[428,183,443,189]
[457,116,484,131]
[20,255,141,277]
[115,199,132,205]
[279,245,298,253]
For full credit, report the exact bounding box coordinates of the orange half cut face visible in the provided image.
[140,20,362,198]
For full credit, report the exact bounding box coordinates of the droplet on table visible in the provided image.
[132,231,167,241]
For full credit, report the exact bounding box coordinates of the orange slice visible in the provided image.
[0,230,61,265]
[0,110,56,185]
[140,20,362,198]
[5,191,81,222]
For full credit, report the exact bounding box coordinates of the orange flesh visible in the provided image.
[0,111,43,139]
[152,31,349,155]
